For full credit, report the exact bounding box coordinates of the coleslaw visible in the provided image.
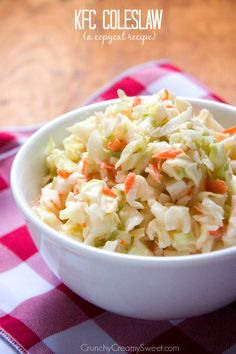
[34,90,236,256]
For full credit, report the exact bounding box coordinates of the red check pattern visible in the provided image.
[0,61,235,354]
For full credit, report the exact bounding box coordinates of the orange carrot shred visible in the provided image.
[205,179,228,194]
[73,185,80,194]
[178,187,192,198]
[194,204,203,214]
[161,116,169,125]
[100,161,117,181]
[119,239,126,245]
[148,163,162,183]
[107,138,126,152]
[82,222,87,228]
[149,242,157,253]
[161,89,170,101]
[125,173,136,194]
[100,162,116,170]
[153,149,183,160]
[103,187,117,198]
[166,104,175,109]
[215,132,229,142]
[85,174,95,181]
[50,199,60,209]
[223,125,236,135]
[81,159,87,175]
[132,96,142,107]
[58,169,70,179]
[209,226,225,239]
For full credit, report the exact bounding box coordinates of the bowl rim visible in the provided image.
[10,96,236,265]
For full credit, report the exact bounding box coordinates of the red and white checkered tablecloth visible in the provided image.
[0,61,235,354]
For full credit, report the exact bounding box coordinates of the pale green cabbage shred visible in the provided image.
[33,89,236,256]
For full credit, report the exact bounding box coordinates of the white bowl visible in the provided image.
[11,97,236,320]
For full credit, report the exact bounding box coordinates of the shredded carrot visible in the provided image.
[153,149,183,160]
[166,104,175,109]
[205,179,228,194]
[57,169,70,179]
[81,159,87,175]
[107,138,126,152]
[50,199,60,209]
[82,222,87,228]
[148,163,162,183]
[183,146,190,153]
[73,185,80,194]
[125,173,136,194]
[209,226,225,239]
[215,132,229,142]
[132,96,142,107]
[193,204,203,214]
[85,173,96,181]
[100,162,116,171]
[178,187,192,198]
[161,116,169,125]
[119,239,126,245]
[161,89,170,101]
[223,125,236,135]
[103,187,117,198]
[149,242,157,253]
[100,161,117,181]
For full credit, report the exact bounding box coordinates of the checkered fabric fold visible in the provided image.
[0,61,235,354]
